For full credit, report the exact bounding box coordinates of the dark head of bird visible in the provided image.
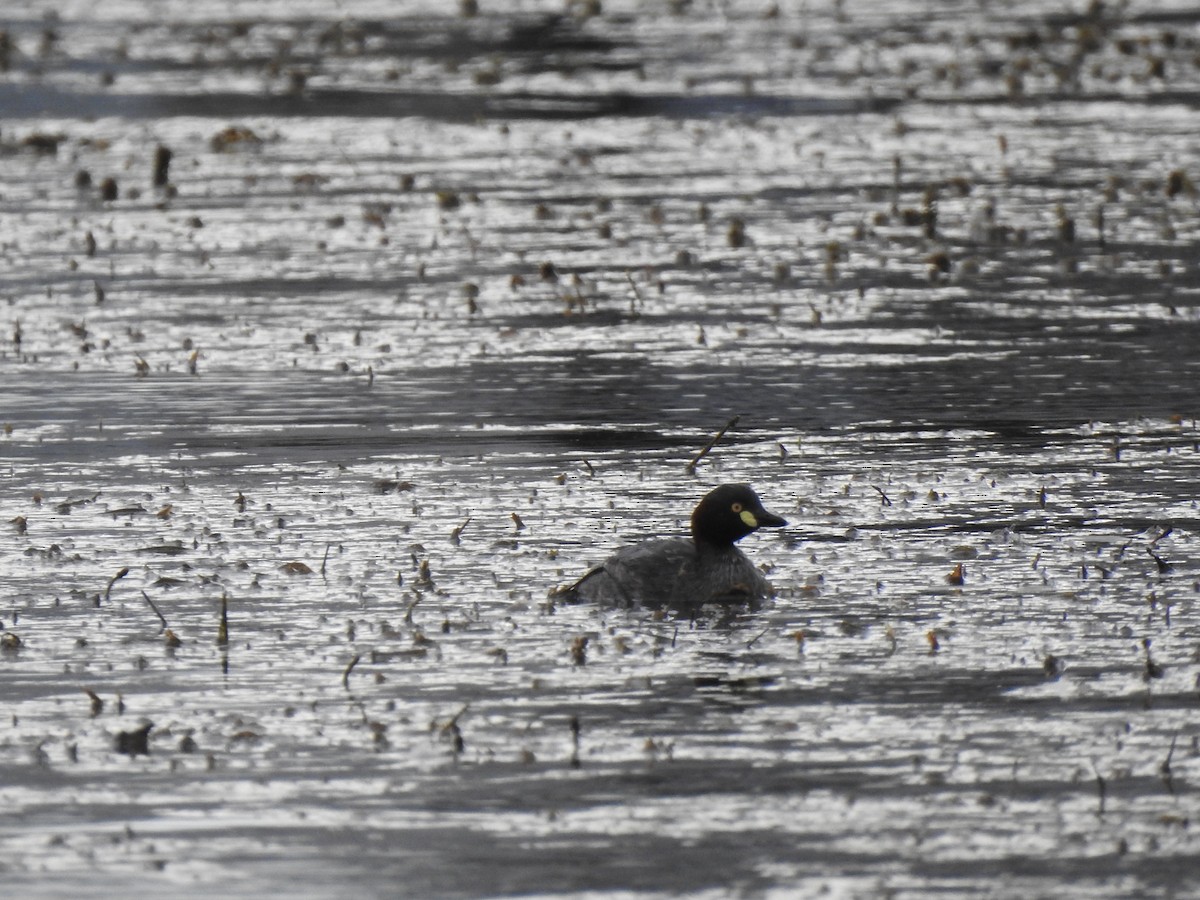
[690,483,787,547]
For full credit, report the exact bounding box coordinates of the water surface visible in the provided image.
[2,1,1199,897]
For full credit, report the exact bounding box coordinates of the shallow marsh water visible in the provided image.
[2,1,1200,897]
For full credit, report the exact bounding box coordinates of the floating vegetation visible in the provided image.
[209,125,263,152]
[114,722,153,757]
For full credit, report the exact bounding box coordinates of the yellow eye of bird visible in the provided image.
[731,502,743,513]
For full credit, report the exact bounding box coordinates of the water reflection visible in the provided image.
[2,0,1200,897]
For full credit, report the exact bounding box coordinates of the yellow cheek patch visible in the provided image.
[739,510,759,528]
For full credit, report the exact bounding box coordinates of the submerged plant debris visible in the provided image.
[1,1,1199,897]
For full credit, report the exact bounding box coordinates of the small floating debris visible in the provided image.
[210,125,262,152]
[570,635,588,666]
[104,567,129,602]
[115,722,153,757]
[1043,655,1065,678]
[23,544,64,559]
[342,653,360,689]
[373,479,415,494]
[1147,547,1172,573]
[216,594,229,648]
[107,504,147,518]
[152,144,172,187]
[141,591,169,631]
[1165,168,1194,199]
[56,493,100,514]
[280,561,314,576]
[228,730,263,749]
[569,716,581,768]
[686,415,739,475]
[21,132,64,155]
[435,706,468,757]
[727,216,747,248]
[136,541,185,555]
[1143,639,1165,680]
[83,688,104,716]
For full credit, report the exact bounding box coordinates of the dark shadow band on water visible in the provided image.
[5,327,1198,463]
[0,84,901,121]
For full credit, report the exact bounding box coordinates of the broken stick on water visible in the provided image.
[104,567,130,602]
[686,415,740,474]
[140,591,168,631]
[216,593,229,647]
[342,653,361,689]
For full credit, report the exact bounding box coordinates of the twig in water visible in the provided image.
[686,415,740,475]
[1143,638,1165,681]
[83,688,104,717]
[441,704,469,757]
[444,704,470,732]
[140,591,168,631]
[461,224,479,261]
[624,270,644,314]
[1149,526,1174,547]
[216,593,229,648]
[330,136,362,178]
[746,626,770,649]
[320,542,332,578]
[342,653,361,689]
[404,594,421,626]
[1093,765,1107,817]
[1146,547,1172,573]
[569,715,581,768]
[104,567,130,603]
[872,485,892,507]
[1161,733,1178,795]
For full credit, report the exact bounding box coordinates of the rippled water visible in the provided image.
[2,1,1200,897]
